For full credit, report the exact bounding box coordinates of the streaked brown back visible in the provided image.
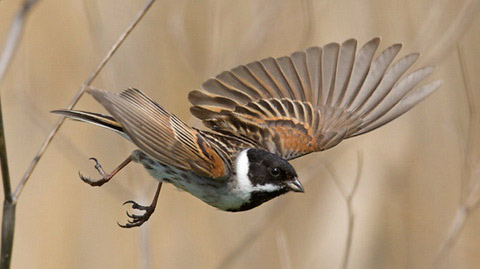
[88,88,230,179]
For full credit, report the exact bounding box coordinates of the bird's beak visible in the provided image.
[286,177,304,193]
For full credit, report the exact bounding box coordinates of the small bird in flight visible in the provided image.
[53,38,441,228]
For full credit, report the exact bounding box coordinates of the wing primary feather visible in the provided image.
[260,58,294,99]
[219,68,264,100]
[244,61,281,98]
[290,51,310,101]
[360,66,435,125]
[353,80,442,136]
[354,53,419,116]
[349,43,402,112]
[320,42,340,106]
[339,38,380,108]
[305,46,322,107]
[277,56,305,101]
[331,39,357,107]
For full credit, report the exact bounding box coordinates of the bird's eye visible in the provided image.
[271,167,281,177]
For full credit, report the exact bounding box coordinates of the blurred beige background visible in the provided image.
[0,0,479,268]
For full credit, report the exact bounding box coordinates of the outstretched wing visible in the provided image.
[189,38,442,160]
[87,88,230,179]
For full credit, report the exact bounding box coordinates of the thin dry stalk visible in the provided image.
[0,0,156,267]
[206,0,223,75]
[433,43,480,267]
[415,0,480,65]
[322,152,363,269]
[166,1,206,81]
[275,229,292,269]
[216,197,289,269]
[0,1,40,267]
[168,0,289,80]
[223,0,288,69]
[139,224,152,269]
[0,0,39,82]
[13,0,157,201]
[298,0,314,48]
[216,157,319,269]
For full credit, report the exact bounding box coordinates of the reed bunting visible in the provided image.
[53,38,441,228]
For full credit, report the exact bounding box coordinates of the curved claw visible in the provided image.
[118,183,162,228]
[76,157,111,187]
[78,171,98,185]
[123,200,136,206]
[89,157,104,171]
[117,222,134,229]
[119,199,154,228]
[78,170,108,187]
[125,211,147,220]
[126,211,134,218]
[123,200,149,210]
[118,219,147,228]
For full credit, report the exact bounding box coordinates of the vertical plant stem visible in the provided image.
[434,43,479,267]
[0,203,15,269]
[0,86,16,269]
[322,152,363,269]
[434,207,469,267]
[0,97,12,204]
[341,152,363,269]
[0,1,40,268]
[0,0,156,268]
[0,0,39,81]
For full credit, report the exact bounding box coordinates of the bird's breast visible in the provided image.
[131,150,252,211]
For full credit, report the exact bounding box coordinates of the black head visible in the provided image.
[230,148,304,211]
[246,148,301,190]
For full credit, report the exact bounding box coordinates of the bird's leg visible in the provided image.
[78,156,132,187]
[119,182,163,228]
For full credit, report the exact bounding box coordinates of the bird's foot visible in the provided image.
[118,182,162,228]
[78,157,111,187]
[119,200,156,228]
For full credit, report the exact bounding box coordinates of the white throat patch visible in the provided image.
[233,149,282,197]
[234,149,252,194]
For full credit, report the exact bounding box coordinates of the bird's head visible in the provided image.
[230,148,304,211]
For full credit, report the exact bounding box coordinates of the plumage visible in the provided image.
[88,88,230,179]
[54,38,440,227]
[190,37,441,160]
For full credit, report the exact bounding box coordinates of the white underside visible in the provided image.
[132,149,281,211]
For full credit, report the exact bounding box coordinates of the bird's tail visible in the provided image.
[51,109,125,135]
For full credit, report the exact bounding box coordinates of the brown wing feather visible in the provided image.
[189,38,441,160]
[88,88,229,179]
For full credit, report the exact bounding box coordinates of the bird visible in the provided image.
[53,38,441,228]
